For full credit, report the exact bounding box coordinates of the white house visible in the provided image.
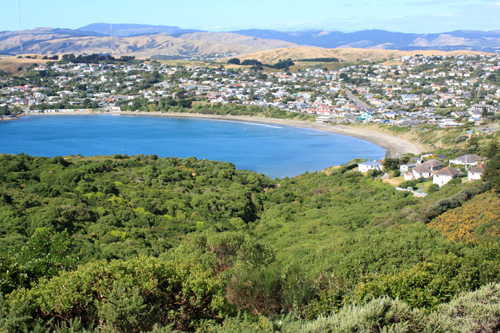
[358,161,383,172]
[412,159,445,179]
[433,166,460,187]
[400,163,416,172]
[468,164,486,181]
[421,159,445,171]
[412,164,433,179]
[449,154,484,167]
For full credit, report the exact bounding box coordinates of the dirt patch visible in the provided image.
[383,177,402,186]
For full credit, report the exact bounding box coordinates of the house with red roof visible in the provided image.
[433,166,460,187]
[468,164,486,181]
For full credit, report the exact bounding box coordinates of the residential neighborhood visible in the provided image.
[1,53,499,132]
[0,53,498,193]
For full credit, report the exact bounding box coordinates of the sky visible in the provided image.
[1,0,499,33]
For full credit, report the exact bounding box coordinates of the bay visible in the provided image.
[0,114,385,178]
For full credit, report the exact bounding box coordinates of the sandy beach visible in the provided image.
[23,111,425,156]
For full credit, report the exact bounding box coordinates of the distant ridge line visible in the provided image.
[0,24,498,56]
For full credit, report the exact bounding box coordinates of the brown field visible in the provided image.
[223,47,491,64]
[0,55,51,75]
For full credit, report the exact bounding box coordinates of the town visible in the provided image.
[1,53,499,129]
[1,52,499,191]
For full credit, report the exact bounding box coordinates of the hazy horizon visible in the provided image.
[1,0,498,34]
[6,23,500,35]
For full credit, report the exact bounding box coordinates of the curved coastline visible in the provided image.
[116,111,424,156]
[22,111,424,156]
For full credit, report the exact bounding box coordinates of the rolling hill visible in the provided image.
[1,25,499,58]
[226,46,488,64]
[0,31,299,57]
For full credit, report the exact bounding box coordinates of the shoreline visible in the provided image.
[117,111,425,156]
[23,111,424,156]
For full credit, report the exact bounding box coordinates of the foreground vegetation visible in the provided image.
[0,153,499,331]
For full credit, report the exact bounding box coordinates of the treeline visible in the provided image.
[29,99,99,111]
[297,57,340,62]
[227,58,295,70]
[117,97,315,121]
[59,54,138,64]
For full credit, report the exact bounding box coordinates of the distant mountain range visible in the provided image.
[0,24,498,57]
[78,23,202,37]
[231,29,500,53]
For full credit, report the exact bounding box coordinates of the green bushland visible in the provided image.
[0,154,275,262]
[1,153,499,331]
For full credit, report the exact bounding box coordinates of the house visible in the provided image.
[449,154,484,166]
[412,164,433,179]
[358,161,383,172]
[420,159,445,171]
[433,166,460,187]
[400,163,416,172]
[468,164,486,181]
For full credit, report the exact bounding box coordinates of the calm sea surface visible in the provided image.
[0,115,385,178]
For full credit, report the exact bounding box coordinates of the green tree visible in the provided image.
[227,58,240,65]
[484,153,500,193]
[466,134,480,154]
[484,137,499,158]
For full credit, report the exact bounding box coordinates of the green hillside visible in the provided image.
[0,153,499,332]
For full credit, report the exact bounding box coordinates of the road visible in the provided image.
[345,89,374,112]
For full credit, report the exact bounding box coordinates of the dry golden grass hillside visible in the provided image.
[0,33,298,58]
[226,47,489,64]
[0,55,50,75]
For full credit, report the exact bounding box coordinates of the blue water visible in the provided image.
[0,115,385,178]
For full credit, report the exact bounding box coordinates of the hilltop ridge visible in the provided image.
[1,25,499,57]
